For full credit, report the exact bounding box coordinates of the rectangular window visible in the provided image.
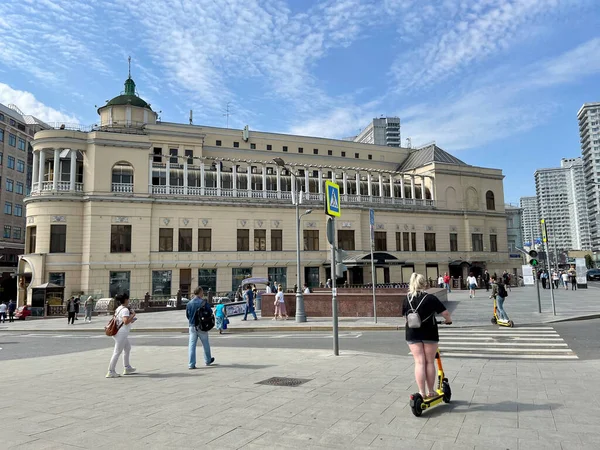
[402,232,410,251]
[16,182,23,195]
[3,225,10,238]
[298,147,304,153]
[303,230,319,251]
[178,228,192,252]
[411,232,417,251]
[6,179,13,192]
[253,229,266,251]
[233,141,240,148]
[50,224,67,253]
[271,229,282,251]
[197,269,217,293]
[151,270,172,296]
[368,154,372,160]
[169,148,178,164]
[396,232,402,251]
[341,151,346,157]
[7,156,14,169]
[153,147,162,163]
[374,231,387,251]
[338,230,355,250]
[18,138,26,151]
[250,143,256,149]
[48,272,65,286]
[185,149,193,164]
[283,146,288,152]
[109,271,130,298]
[4,202,11,215]
[13,227,21,240]
[450,233,458,252]
[268,267,287,289]
[490,234,498,252]
[328,150,333,156]
[267,144,272,150]
[159,228,173,252]
[237,229,249,251]
[424,233,436,251]
[27,226,37,253]
[0,129,3,142]
[355,153,359,158]
[198,229,212,252]
[110,225,131,253]
[8,134,16,147]
[313,148,318,155]
[232,267,252,291]
[216,140,222,146]
[472,233,484,252]
[14,204,22,217]
[0,153,3,165]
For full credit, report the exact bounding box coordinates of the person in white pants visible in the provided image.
[106,293,137,378]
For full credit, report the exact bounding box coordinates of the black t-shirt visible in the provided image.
[402,292,447,342]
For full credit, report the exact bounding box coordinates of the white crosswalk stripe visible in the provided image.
[422,326,578,360]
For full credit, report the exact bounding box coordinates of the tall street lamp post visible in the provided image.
[274,157,311,323]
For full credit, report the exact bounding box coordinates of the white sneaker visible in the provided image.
[123,366,137,375]
[106,372,120,378]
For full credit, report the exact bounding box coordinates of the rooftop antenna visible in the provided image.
[189,109,193,125]
[406,137,412,149]
[128,55,131,78]
[223,102,233,128]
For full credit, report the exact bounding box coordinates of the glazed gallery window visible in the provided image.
[424,233,436,252]
[232,268,252,291]
[109,271,130,298]
[48,272,65,286]
[152,270,172,296]
[3,225,10,239]
[268,267,287,289]
[303,230,319,251]
[111,225,131,253]
[16,182,23,195]
[198,269,217,293]
[271,229,282,251]
[198,229,211,252]
[159,228,173,252]
[490,234,498,252]
[50,224,67,253]
[338,230,355,251]
[4,202,12,215]
[472,233,484,252]
[237,229,250,251]
[450,233,458,252]
[14,204,22,217]
[374,231,387,251]
[13,227,21,239]
[8,133,16,147]
[18,138,26,151]
[16,159,24,173]
[254,229,266,251]
[27,226,36,253]
[5,179,13,192]
[178,228,192,252]
[7,156,14,169]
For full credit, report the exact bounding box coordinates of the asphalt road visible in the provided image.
[1,319,599,362]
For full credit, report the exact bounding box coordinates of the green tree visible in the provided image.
[585,254,595,269]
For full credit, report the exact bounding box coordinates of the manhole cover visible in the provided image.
[256,377,312,387]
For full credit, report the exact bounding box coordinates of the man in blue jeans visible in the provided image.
[241,285,257,321]
[186,286,215,369]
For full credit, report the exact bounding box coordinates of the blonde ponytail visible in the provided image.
[408,273,427,296]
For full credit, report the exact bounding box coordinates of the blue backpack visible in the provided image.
[194,300,215,332]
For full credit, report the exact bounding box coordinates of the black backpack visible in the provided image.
[497,283,508,298]
[194,300,215,332]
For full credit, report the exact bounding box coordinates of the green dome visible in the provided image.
[99,75,152,112]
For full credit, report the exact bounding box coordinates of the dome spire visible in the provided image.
[128,55,131,78]
[124,55,136,96]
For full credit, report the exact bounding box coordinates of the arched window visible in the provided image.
[486,190,495,210]
[112,162,134,192]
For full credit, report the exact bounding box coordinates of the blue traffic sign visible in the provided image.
[325,180,340,217]
[369,209,374,226]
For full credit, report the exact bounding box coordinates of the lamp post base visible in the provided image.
[295,292,307,323]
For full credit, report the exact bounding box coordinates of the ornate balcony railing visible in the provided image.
[33,181,83,193]
[112,183,133,193]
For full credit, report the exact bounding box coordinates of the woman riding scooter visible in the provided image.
[490,275,509,322]
[403,273,452,400]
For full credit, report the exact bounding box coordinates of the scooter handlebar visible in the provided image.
[436,320,452,325]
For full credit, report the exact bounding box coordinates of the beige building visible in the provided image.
[18,74,510,307]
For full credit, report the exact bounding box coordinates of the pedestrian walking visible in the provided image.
[106,293,136,378]
[84,296,94,323]
[7,300,15,322]
[66,297,76,324]
[402,273,452,400]
[467,272,478,298]
[437,275,444,289]
[0,301,7,323]
[186,286,214,368]
[303,283,311,294]
[551,271,559,289]
[325,278,332,288]
[273,285,288,320]
[570,271,577,290]
[74,296,80,320]
[483,270,491,292]
[215,299,228,334]
[541,271,548,289]
[241,285,257,321]
[443,273,451,293]
[561,272,569,290]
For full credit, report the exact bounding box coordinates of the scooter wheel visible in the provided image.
[509,321,514,328]
[442,381,452,403]
[410,395,423,417]
[491,317,497,324]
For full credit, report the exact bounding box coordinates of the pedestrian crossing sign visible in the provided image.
[325,180,341,217]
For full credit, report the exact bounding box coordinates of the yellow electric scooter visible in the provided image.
[410,321,452,417]
[491,296,514,327]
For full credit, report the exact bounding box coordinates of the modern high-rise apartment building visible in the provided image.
[533,157,592,253]
[505,204,523,252]
[520,196,541,245]
[577,102,600,252]
[354,117,401,147]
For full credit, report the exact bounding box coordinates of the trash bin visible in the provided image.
[256,293,262,311]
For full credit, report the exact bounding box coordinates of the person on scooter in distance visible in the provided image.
[490,275,509,322]
[402,273,452,400]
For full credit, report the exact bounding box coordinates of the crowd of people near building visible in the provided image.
[537,268,578,290]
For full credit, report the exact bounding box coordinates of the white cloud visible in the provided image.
[0,83,78,124]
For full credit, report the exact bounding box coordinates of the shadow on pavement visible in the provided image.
[208,363,275,370]
[421,400,562,417]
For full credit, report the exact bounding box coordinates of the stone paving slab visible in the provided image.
[2,338,600,449]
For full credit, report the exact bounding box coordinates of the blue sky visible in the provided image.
[1,0,599,205]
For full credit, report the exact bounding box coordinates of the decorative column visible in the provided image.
[183,160,188,195]
[355,172,361,196]
[165,154,171,195]
[400,175,405,199]
[32,151,39,191]
[304,167,310,200]
[69,149,77,191]
[421,175,427,200]
[390,175,394,200]
[52,148,60,190]
[318,169,323,196]
[410,175,416,201]
[291,173,296,204]
[216,160,221,196]
[233,164,238,197]
[429,177,435,201]
[367,172,372,198]
[276,165,281,199]
[38,150,46,188]
[342,171,348,198]
[200,161,205,195]
[246,164,252,196]
[378,173,384,199]
[148,156,153,193]
[262,164,267,198]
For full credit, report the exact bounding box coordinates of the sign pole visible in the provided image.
[330,219,339,356]
[541,219,556,316]
[325,181,341,356]
[536,269,541,313]
[369,209,377,323]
